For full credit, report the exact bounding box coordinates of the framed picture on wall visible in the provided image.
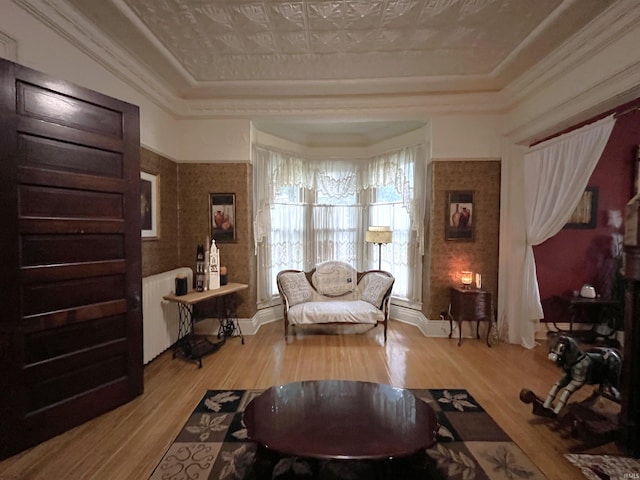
[210,193,236,243]
[565,186,598,229]
[445,191,474,241]
[141,171,158,239]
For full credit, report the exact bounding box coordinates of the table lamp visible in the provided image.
[461,271,473,289]
[366,226,392,270]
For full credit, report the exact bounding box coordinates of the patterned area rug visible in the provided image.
[149,388,547,479]
[565,453,640,480]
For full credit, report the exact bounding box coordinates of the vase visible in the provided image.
[451,203,461,227]
[214,210,224,228]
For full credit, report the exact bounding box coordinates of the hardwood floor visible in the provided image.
[0,320,620,480]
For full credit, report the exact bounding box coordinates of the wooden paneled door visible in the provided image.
[0,58,143,459]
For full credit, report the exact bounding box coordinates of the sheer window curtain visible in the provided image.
[519,115,616,348]
[252,144,427,306]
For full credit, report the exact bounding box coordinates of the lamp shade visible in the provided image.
[461,271,473,286]
[365,226,392,244]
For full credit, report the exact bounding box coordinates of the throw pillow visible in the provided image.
[279,272,312,306]
[311,261,357,296]
[361,273,394,308]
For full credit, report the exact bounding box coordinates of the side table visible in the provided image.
[163,282,248,367]
[447,287,493,347]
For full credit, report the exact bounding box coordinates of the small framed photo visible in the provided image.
[565,186,598,229]
[210,193,236,243]
[445,191,474,241]
[140,171,158,239]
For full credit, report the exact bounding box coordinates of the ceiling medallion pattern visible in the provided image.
[123,0,562,81]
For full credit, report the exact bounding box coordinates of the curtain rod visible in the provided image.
[614,106,640,118]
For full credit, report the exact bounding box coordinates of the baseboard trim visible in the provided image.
[196,304,493,339]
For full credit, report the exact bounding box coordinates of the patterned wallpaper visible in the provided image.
[141,148,500,322]
[427,160,501,320]
[177,163,256,318]
[141,148,180,277]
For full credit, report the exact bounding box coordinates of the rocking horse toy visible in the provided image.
[520,335,622,418]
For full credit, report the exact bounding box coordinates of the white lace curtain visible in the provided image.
[252,144,427,305]
[518,115,616,347]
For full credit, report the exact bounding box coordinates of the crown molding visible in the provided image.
[12,0,638,126]
[503,0,640,108]
[0,30,17,62]
[11,0,507,119]
[505,60,640,145]
[13,0,180,114]
[177,91,505,119]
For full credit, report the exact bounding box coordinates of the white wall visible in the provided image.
[178,119,251,162]
[253,126,431,160]
[430,115,502,159]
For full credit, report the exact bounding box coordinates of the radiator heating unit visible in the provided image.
[142,267,193,364]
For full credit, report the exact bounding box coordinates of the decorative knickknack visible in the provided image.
[196,245,205,292]
[208,239,220,290]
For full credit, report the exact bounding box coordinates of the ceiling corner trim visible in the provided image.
[13,0,180,114]
[109,0,197,87]
[177,91,507,119]
[503,0,640,108]
[0,30,17,62]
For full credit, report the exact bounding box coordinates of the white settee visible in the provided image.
[276,261,394,341]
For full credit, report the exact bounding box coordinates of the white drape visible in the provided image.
[252,144,427,305]
[519,115,616,347]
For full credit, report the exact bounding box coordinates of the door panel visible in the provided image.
[0,58,142,459]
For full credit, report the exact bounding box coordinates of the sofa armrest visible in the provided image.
[359,270,394,310]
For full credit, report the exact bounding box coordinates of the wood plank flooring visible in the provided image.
[0,320,620,480]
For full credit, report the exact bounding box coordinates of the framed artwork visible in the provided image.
[210,193,236,243]
[445,191,474,241]
[565,186,598,229]
[140,171,158,239]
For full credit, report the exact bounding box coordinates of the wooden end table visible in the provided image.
[447,287,493,346]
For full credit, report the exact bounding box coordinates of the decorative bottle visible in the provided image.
[204,240,210,291]
[208,239,220,290]
[195,245,205,292]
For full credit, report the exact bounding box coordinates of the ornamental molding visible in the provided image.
[0,31,17,62]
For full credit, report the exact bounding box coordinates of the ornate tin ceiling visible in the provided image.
[66,0,614,99]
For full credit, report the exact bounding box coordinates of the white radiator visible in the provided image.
[142,267,193,364]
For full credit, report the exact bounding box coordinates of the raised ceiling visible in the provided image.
[65,0,614,100]
[60,0,617,144]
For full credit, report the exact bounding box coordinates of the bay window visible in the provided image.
[253,144,427,308]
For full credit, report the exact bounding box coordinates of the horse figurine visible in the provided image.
[520,335,622,417]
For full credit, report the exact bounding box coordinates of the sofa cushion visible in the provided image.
[311,261,357,296]
[361,273,394,308]
[287,300,382,325]
[279,271,312,306]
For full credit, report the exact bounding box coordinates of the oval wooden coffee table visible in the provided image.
[243,380,438,461]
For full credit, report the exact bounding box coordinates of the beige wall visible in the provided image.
[177,163,256,319]
[141,148,180,277]
[428,160,501,320]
